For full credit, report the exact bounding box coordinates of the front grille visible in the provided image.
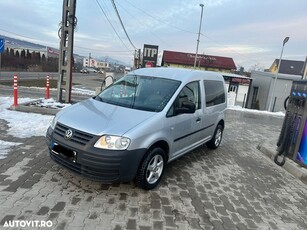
[54,123,94,145]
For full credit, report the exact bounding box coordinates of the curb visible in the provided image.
[257,143,307,184]
[9,99,60,115]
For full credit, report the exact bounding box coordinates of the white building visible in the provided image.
[246,71,302,112]
[83,58,109,69]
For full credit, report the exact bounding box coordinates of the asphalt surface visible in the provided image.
[1,105,307,229]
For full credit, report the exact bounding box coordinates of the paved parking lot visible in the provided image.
[1,110,307,229]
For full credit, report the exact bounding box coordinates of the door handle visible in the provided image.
[196,117,201,122]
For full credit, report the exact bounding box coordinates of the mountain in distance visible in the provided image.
[0,34,128,65]
[96,56,128,66]
[1,34,46,50]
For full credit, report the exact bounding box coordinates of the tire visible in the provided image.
[135,147,166,190]
[207,124,223,149]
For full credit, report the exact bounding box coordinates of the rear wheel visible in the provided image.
[207,124,223,149]
[135,147,166,190]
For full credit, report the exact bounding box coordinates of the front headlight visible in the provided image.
[94,135,131,150]
[50,116,57,130]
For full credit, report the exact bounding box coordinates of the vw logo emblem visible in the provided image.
[64,129,73,140]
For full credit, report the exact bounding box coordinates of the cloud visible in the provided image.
[206,44,271,55]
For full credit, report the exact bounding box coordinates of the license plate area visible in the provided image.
[52,142,77,163]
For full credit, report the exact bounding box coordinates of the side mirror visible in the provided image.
[175,101,196,115]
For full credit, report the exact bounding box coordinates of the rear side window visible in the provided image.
[204,80,225,107]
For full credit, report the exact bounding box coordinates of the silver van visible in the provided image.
[46,67,227,190]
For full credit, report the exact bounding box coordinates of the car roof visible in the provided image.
[129,67,225,84]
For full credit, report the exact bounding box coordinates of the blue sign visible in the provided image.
[0,38,4,53]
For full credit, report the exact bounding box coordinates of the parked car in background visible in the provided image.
[86,68,97,73]
[46,67,227,190]
[80,68,89,74]
[80,67,97,74]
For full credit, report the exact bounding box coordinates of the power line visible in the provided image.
[124,0,196,35]
[75,45,132,53]
[94,0,132,52]
[120,1,264,66]
[110,0,137,50]
[115,2,172,47]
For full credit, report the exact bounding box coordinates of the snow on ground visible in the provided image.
[0,86,95,142]
[228,105,285,117]
[29,98,71,109]
[0,140,22,159]
[0,96,54,159]
[71,87,96,95]
[0,97,54,138]
[0,87,95,159]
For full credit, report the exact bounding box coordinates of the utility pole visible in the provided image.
[57,0,77,103]
[268,37,289,112]
[194,4,204,69]
[0,38,4,80]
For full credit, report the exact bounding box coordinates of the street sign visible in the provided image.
[0,38,4,53]
[142,44,158,68]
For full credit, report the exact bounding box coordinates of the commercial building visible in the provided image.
[160,50,236,73]
[83,58,109,69]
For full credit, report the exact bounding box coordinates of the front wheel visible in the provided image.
[135,147,166,190]
[207,124,223,149]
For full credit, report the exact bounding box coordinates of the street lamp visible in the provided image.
[268,36,290,112]
[194,4,204,69]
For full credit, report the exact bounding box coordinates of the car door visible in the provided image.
[166,81,203,159]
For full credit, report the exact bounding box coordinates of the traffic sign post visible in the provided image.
[142,44,159,68]
[0,38,4,53]
[0,38,4,79]
[0,52,2,79]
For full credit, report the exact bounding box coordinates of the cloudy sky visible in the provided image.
[0,0,306,70]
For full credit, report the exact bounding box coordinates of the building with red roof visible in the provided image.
[161,50,236,73]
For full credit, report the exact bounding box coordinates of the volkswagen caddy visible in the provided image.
[46,67,227,190]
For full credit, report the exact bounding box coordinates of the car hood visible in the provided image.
[56,98,156,136]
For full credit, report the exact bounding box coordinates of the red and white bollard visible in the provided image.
[13,74,18,106]
[46,75,50,99]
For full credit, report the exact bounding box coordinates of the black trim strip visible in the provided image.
[174,124,215,142]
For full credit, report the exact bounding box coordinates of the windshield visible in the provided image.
[97,75,181,112]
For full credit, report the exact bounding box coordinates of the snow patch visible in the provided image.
[0,140,22,159]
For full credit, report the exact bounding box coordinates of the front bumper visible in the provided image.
[46,126,146,182]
